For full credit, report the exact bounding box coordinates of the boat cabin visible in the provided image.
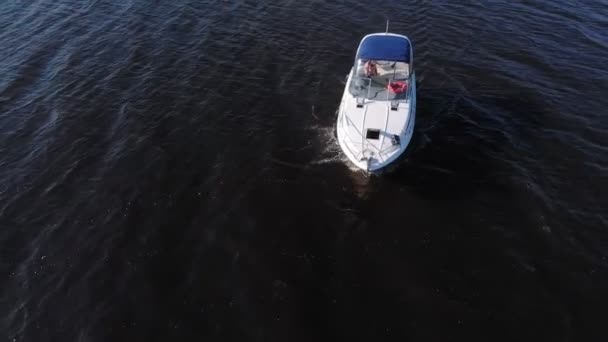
[349,34,413,101]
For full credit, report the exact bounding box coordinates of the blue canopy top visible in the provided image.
[357,35,411,63]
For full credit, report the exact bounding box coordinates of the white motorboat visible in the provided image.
[336,31,416,172]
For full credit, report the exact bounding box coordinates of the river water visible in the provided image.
[1,1,607,341]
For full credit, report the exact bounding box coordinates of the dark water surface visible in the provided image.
[2,0,608,341]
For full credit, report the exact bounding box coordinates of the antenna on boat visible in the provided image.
[385,18,390,33]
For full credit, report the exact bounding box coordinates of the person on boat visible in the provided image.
[364,60,378,77]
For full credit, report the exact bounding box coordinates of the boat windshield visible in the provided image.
[349,59,410,101]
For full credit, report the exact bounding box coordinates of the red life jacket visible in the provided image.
[388,81,408,93]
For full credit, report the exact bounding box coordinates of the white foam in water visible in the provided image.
[305,123,373,197]
[308,123,367,174]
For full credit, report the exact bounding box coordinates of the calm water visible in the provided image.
[1,1,607,341]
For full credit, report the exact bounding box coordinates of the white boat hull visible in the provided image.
[336,72,416,172]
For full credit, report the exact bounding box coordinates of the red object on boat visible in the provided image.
[388,81,408,93]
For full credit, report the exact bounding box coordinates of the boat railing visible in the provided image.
[343,133,401,161]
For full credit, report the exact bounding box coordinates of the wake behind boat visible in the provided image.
[336,31,416,172]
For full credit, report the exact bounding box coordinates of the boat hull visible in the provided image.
[336,74,416,172]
